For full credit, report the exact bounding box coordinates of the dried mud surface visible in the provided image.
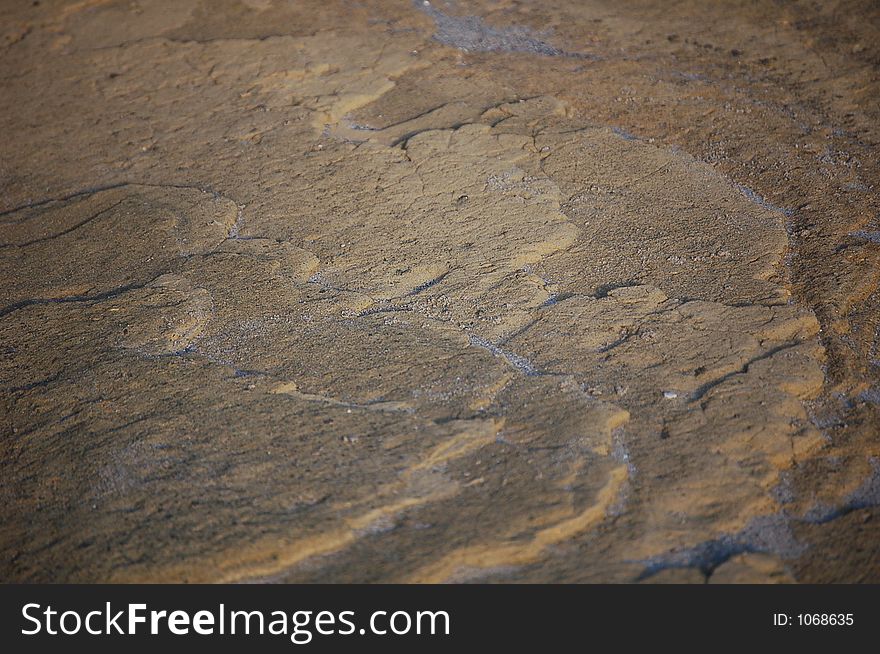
[1,0,878,583]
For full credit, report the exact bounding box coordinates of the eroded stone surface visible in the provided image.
[1,0,878,583]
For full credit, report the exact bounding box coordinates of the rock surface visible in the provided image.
[1,0,878,583]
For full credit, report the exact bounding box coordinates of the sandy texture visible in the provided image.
[1,0,878,583]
